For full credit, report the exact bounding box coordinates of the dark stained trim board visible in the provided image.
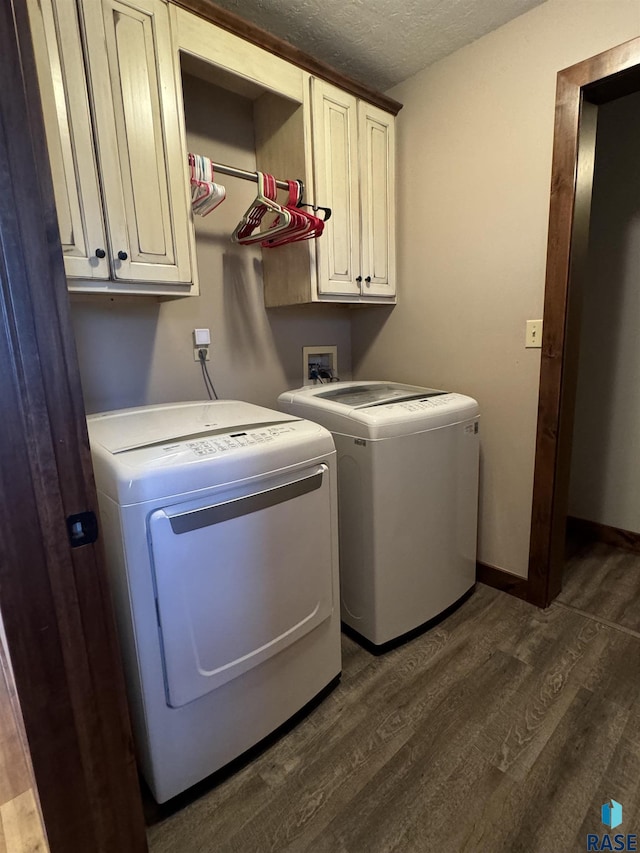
[567,517,640,556]
[476,563,529,601]
[171,0,403,115]
[0,2,147,851]
[527,35,640,608]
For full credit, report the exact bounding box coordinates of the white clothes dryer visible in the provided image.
[87,400,341,802]
[278,382,480,651]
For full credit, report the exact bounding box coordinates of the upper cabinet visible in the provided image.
[28,0,397,303]
[28,0,196,295]
[311,79,396,302]
[80,0,193,288]
[262,77,396,307]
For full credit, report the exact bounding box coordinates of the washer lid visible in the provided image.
[278,381,480,439]
[314,382,444,408]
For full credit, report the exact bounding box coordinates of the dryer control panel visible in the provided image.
[179,426,297,457]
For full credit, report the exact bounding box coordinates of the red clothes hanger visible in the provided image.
[262,180,325,248]
[232,172,292,244]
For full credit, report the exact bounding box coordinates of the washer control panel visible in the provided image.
[395,394,457,413]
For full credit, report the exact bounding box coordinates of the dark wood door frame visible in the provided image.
[527,36,640,608]
[0,2,147,850]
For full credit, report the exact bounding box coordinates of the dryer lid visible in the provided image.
[87,400,335,505]
[88,400,297,454]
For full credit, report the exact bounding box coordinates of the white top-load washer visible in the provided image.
[87,400,341,803]
[278,382,480,651]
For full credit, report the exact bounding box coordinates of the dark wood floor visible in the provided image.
[558,541,640,634]
[147,543,640,853]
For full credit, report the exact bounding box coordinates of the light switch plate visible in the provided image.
[526,319,543,348]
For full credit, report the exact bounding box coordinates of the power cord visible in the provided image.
[309,366,341,383]
[198,348,219,400]
[319,367,340,382]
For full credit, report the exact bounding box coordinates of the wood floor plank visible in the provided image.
[387,758,506,853]
[499,593,596,666]
[576,706,640,840]
[0,666,31,806]
[0,618,47,853]
[222,695,411,851]
[573,624,640,713]
[560,543,640,632]
[0,790,48,853]
[479,608,608,780]
[146,762,271,853]
[453,688,628,853]
[310,651,531,853]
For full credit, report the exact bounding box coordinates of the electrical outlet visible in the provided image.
[193,328,211,361]
[194,346,210,362]
[303,346,337,385]
[525,319,543,348]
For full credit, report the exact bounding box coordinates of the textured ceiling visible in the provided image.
[211,0,547,91]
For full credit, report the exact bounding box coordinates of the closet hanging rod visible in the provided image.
[210,161,292,191]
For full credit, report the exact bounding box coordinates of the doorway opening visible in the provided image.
[528,37,640,608]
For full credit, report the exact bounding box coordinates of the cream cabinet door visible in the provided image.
[358,101,396,299]
[27,0,109,279]
[311,79,361,297]
[80,0,192,284]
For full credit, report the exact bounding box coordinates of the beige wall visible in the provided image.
[71,74,351,414]
[351,0,640,577]
[569,90,640,534]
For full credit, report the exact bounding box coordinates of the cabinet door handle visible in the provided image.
[95,248,106,259]
[356,275,362,283]
[365,276,371,284]
[117,250,128,261]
